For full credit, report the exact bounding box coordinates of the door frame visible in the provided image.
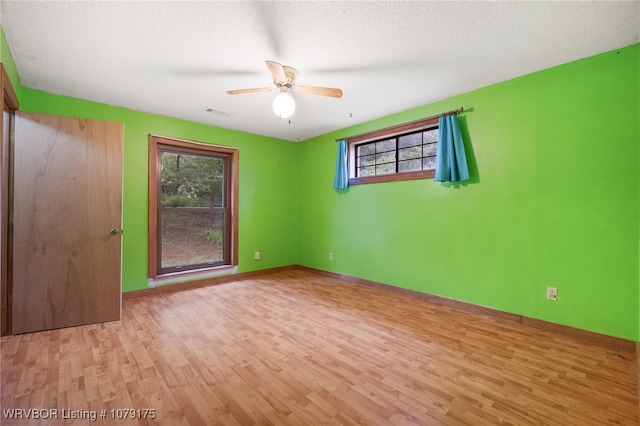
[1,64,19,336]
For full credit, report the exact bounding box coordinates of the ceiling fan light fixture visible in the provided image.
[272,89,296,119]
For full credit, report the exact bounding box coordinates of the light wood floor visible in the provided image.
[1,269,638,425]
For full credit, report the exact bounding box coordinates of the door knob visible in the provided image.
[110,228,120,235]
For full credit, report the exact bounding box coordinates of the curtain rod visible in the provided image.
[336,107,464,142]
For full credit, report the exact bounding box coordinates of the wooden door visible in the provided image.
[12,112,123,334]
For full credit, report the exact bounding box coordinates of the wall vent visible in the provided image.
[202,107,231,117]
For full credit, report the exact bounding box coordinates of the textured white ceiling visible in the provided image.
[1,1,639,142]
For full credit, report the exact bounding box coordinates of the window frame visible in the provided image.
[347,116,439,185]
[148,135,239,279]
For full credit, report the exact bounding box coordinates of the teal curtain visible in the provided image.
[333,139,349,189]
[434,114,470,182]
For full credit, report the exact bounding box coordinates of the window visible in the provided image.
[149,136,238,278]
[355,128,439,177]
[347,115,439,185]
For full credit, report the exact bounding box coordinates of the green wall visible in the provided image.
[18,90,299,293]
[297,44,640,341]
[1,26,21,101]
[2,23,639,341]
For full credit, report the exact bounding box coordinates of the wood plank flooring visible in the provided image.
[1,269,638,425]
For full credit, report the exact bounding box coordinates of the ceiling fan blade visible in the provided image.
[296,86,343,98]
[226,87,272,95]
[265,60,288,84]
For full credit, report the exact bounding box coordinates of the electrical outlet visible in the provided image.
[254,251,260,260]
[546,287,558,301]
[329,252,334,261]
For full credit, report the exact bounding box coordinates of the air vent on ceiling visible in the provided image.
[202,107,231,117]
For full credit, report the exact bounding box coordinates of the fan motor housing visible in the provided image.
[276,66,297,87]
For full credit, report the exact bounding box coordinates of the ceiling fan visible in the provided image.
[226,60,343,118]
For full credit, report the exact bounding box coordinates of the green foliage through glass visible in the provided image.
[161,152,224,208]
[159,149,229,271]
